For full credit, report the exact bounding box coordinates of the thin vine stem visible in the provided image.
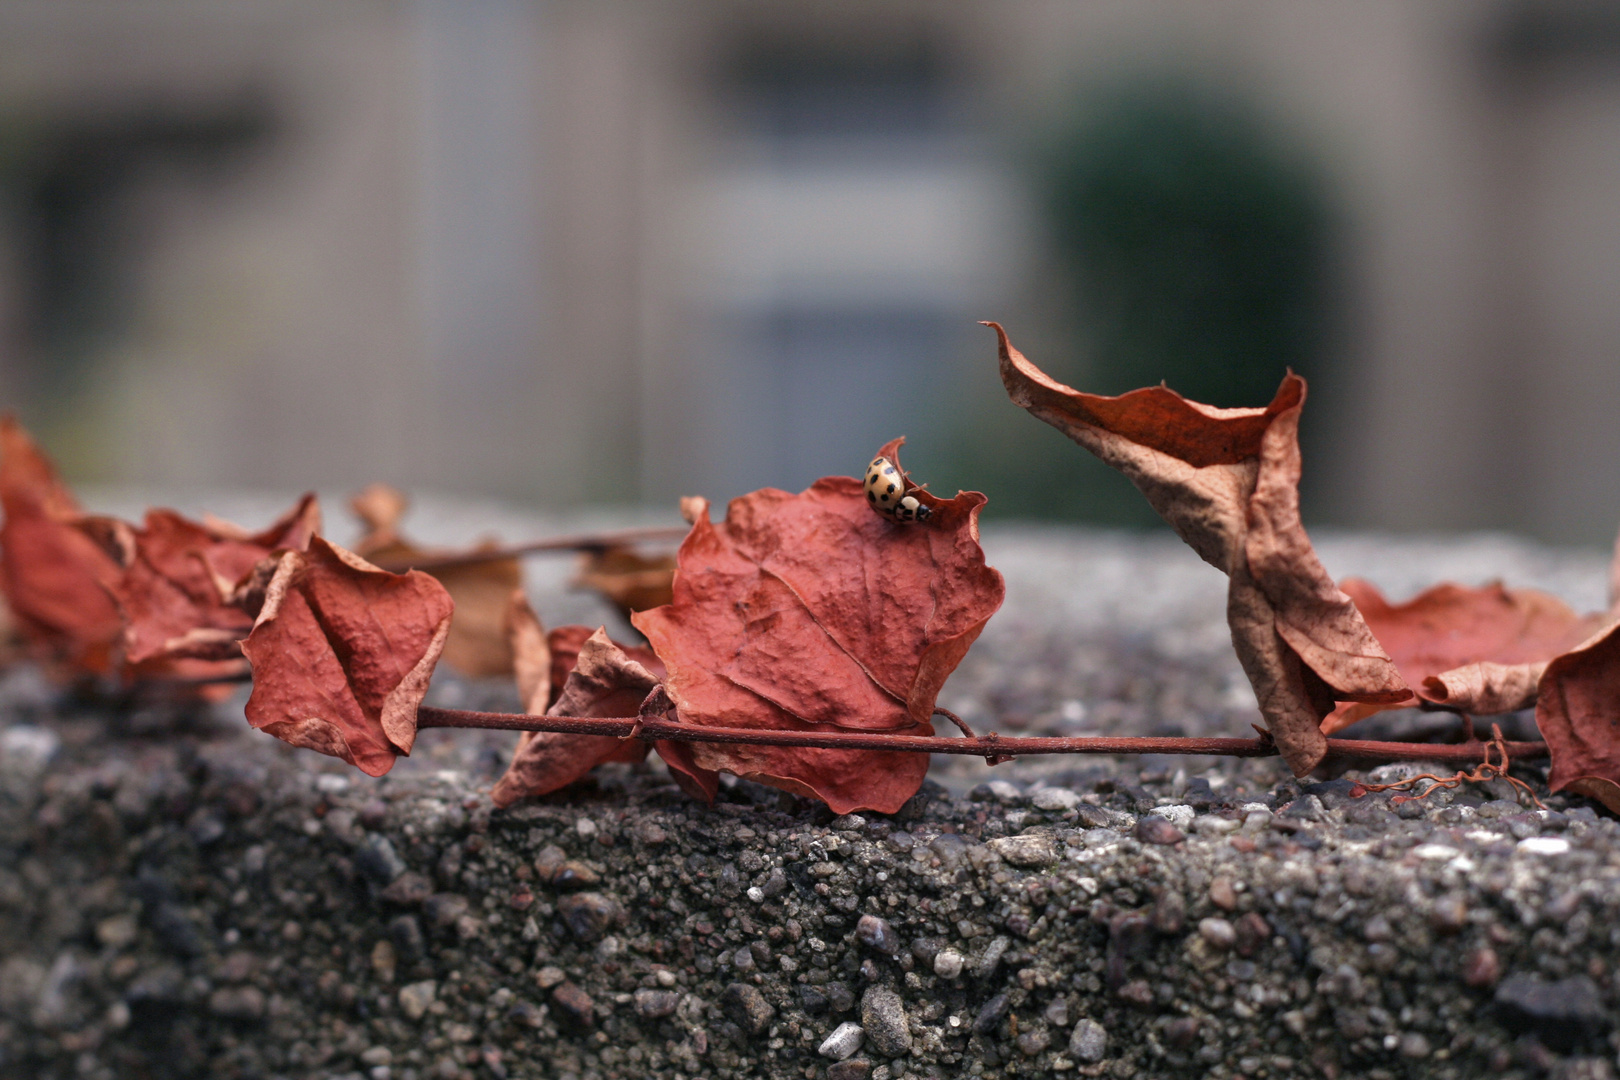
[369,525,690,573]
[414,706,1549,765]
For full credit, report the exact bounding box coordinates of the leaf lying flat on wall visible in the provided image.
[351,484,521,677]
[0,417,125,675]
[990,322,1409,775]
[1323,580,1610,732]
[632,442,1005,815]
[241,537,452,776]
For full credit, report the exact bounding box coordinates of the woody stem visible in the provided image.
[368,525,690,573]
[414,707,1548,765]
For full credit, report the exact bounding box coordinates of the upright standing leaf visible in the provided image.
[0,417,124,674]
[632,444,1005,814]
[112,496,320,663]
[241,537,452,776]
[991,322,1408,774]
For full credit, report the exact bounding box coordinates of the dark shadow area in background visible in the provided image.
[0,96,275,421]
[960,79,1342,526]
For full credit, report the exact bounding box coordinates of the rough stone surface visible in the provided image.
[3,521,1620,1078]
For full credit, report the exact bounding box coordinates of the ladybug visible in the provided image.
[863,456,932,524]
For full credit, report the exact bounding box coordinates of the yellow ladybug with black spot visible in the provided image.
[863,456,931,524]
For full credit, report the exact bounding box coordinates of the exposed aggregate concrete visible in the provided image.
[2,522,1620,1080]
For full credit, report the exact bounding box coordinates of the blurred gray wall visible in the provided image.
[1,1,1619,543]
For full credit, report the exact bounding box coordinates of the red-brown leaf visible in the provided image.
[0,416,124,673]
[631,445,1005,815]
[112,495,320,664]
[490,617,661,807]
[991,322,1409,775]
[1537,622,1620,814]
[241,537,452,776]
[1322,579,1608,732]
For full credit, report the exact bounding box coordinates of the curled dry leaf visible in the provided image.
[990,322,1409,775]
[632,444,1004,814]
[573,544,676,621]
[490,610,657,806]
[112,495,320,665]
[1322,580,1609,732]
[1537,622,1620,814]
[241,537,453,776]
[490,598,717,807]
[0,416,124,674]
[350,484,521,677]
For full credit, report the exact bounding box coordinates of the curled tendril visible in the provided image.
[1360,722,1545,810]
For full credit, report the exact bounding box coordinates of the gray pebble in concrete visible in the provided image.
[722,982,774,1036]
[987,833,1059,866]
[1199,917,1236,950]
[1070,1018,1108,1063]
[818,1021,865,1060]
[397,980,436,1022]
[973,935,1010,980]
[856,914,901,955]
[632,988,678,1019]
[859,986,911,1056]
[973,992,1010,1035]
[1134,816,1184,845]
[1031,786,1080,811]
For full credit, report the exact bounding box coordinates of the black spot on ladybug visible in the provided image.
[886,483,896,494]
[880,494,891,502]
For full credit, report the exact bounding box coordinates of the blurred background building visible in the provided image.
[0,0,1618,543]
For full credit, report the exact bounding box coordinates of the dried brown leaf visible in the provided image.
[0,417,124,674]
[241,537,452,776]
[632,443,1004,814]
[1538,622,1620,814]
[112,495,320,665]
[991,322,1408,774]
[348,485,520,677]
[490,619,660,807]
[1321,579,1608,731]
[573,544,676,620]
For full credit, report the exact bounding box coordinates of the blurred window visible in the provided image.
[692,36,995,496]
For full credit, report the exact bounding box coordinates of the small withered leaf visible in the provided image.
[490,621,662,807]
[241,537,452,777]
[350,483,409,548]
[990,322,1408,775]
[573,544,676,620]
[348,484,521,677]
[632,443,1004,815]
